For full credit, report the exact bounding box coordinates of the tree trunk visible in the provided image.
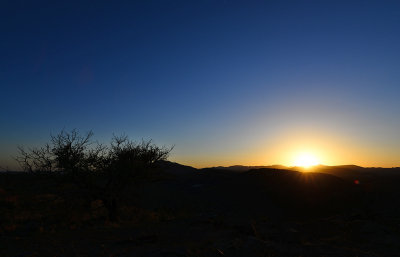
[103,198,118,222]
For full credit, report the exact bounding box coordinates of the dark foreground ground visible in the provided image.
[1,163,400,257]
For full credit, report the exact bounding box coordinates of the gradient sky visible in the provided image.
[1,0,400,170]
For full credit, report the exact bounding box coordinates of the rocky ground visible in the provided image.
[1,165,400,256]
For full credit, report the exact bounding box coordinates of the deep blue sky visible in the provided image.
[1,0,400,169]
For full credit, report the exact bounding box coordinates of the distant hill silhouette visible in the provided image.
[156,160,198,175]
[201,163,400,179]
[204,164,288,172]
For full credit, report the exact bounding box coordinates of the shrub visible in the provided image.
[16,129,173,221]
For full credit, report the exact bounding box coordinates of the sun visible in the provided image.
[293,153,319,168]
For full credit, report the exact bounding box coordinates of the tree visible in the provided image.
[99,134,172,221]
[16,129,173,221]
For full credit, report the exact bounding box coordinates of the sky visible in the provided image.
[1,0,400,170]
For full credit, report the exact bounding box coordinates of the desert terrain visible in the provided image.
[1,163,400,256]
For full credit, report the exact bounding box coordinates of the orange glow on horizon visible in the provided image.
[169,127,400,169]
[293,152,319,168]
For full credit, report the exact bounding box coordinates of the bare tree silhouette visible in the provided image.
[16,129,173,221]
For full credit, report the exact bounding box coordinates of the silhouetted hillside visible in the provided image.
[2,162,400,256]
[206,164,400,180]
[156,160,198,175]
[206,165,287,172]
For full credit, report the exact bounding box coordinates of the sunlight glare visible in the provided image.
[293,153,319,168]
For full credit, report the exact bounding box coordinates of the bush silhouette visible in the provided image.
[16,129,172,221]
